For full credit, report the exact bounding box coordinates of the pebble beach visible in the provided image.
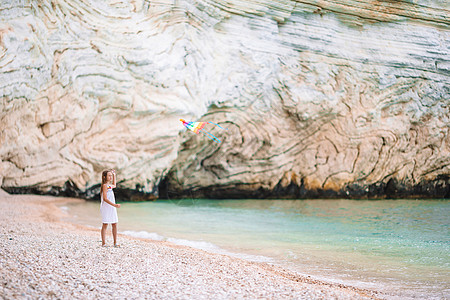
[0,190,381,299]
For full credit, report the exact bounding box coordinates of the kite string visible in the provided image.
[200,129,221,143]
[166,189,183,206]
[166,188,198,206]
[207,121,228,130]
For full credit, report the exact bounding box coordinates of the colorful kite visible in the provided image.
[180,119,227,143]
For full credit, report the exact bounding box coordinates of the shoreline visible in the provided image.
[0,190,382,299]
[4,184,449,202]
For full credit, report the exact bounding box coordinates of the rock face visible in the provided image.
[0,1,449,199]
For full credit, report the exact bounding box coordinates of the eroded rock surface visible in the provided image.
[1,1,449,199]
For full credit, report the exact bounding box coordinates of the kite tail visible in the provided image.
[200,129,221,143]
[207,121,228,130]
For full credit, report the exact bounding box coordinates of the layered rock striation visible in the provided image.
[1,0,449,199]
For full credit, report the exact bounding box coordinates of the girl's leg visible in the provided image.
[112,223,118,246]
[101,223,108,246]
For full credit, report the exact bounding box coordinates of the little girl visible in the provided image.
[100,169,121,247]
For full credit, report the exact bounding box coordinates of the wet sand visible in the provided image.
[0,190,382,299]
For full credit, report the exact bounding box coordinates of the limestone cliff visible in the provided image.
[0,0,449,199]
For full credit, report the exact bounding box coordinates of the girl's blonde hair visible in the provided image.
[100,170,112,195]
[101,170,110,185]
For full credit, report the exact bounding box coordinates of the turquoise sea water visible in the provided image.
[60,199,449,299]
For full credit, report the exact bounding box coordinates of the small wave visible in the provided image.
[166,237,221,251]
[121,230,165,241]
[120,230,272,263]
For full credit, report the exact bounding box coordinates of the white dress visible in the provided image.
[100,185,118,224]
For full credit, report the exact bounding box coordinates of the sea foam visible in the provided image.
[120,230,273,263]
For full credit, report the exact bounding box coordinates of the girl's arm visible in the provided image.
[102,183,119,208]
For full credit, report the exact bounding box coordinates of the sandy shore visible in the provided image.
[0,190,382,299]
